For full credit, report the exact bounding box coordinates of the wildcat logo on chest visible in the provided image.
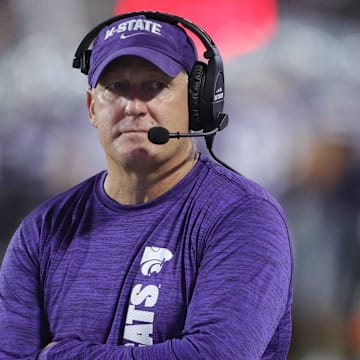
[140,246,173,276]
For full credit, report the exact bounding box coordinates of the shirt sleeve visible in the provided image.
[176,195,293,358]
[0,220,50,359]
[37,195,293,360]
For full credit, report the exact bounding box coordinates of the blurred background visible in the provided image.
[0,0,359,358]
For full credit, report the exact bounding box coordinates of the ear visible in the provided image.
[86,88,97,128]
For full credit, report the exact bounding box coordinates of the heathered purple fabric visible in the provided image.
[0,154,293,359]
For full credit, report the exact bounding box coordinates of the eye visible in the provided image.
[106,81,129,94]
[142,81,167,97]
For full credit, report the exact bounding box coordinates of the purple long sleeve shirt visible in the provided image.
[0,154,293,359]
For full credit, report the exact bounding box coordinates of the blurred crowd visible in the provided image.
[1,1,360,359]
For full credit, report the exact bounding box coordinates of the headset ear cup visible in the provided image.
[188,62,207,131]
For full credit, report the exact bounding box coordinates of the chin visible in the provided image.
[114,137,153,157]
[121,145,159,163]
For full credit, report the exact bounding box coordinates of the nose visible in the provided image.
[123,94,147,117]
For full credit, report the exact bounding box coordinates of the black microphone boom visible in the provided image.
[148,127,220,145]
[147,113,229,145]
[147,114,239,174]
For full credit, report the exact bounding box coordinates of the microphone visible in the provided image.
[147,114,229,145]
[147,113,239,174]
[148,127,217,145]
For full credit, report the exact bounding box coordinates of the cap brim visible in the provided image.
[90,47,184,88]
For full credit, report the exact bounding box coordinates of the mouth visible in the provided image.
[120,129,148,135]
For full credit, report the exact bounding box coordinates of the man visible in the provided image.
[0,13,293,359]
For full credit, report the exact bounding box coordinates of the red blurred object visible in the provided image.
[114,0,277,61]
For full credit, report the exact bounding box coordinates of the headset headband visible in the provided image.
[73,10,221,71]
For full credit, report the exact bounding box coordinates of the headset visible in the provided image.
[72,10,228,135]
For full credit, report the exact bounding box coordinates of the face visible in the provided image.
[87,56,192,172]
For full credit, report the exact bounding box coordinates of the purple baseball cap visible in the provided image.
[88,15,198,88]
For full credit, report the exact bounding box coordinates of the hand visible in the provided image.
[38,342,58,359]
[43,342,58,350]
